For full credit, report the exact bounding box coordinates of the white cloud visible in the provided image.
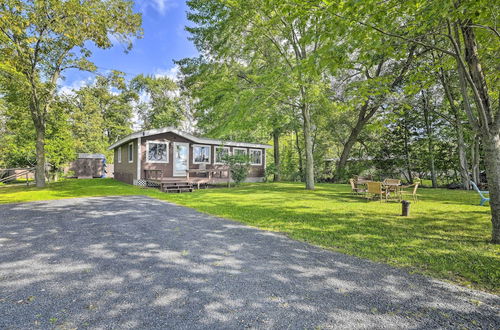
[153,66,179,81]
[138,0,177,15]
[58,76,96,96]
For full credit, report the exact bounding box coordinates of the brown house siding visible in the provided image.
[113,139,138,184]
[141,132,193,178]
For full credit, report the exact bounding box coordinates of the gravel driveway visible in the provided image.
[0,196,498,329]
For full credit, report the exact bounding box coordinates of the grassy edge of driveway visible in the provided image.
[1,178,499,294]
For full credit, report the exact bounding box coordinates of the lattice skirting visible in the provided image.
[134,179,147,186]
[134,179,161,188]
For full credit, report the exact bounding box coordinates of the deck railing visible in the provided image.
[0,167,35,185]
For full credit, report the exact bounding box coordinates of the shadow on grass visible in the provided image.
[0,196,498,328]
[0,179,496,292]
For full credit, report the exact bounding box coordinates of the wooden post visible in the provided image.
[402,200,410,216]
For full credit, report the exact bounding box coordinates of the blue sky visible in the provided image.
[61,0,198,91]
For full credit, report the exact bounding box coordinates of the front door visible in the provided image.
[173,142,189,176]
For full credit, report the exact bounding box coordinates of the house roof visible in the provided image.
[108,127,272,150]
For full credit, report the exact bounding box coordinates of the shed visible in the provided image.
[70,153,107,179]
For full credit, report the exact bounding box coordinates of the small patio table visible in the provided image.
[383,183,402,201]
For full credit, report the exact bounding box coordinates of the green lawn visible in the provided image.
[1,178,498,293]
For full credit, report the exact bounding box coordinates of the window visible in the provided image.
[214,146,230,164]
[117,147,122,163]
[146,141,169,163]
[193,145,211,164]
[128,142,134,163]
[249,149,262,165]
[233,147,247,156]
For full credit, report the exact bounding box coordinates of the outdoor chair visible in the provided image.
[401,183,419,203]
[470,181,490,206]
[349,178,367,195]
[366,181,387,202]
[198,163,209,177]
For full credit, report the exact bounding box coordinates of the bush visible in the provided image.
[222,154,250,186]
[264,163,277,182]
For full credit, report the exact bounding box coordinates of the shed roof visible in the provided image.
[77,153,105,159]
[108,127,272,150]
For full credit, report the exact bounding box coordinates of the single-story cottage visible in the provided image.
[108,127,272,186]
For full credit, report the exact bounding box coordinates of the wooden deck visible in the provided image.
[144,169,230,192]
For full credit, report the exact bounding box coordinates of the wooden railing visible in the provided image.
[144,169,163,181]
[0,167,35,185]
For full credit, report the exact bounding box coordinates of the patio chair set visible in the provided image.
[350,176,419,202]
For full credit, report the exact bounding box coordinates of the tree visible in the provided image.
[186,0,334,189]
[64,71,136,159]
[176,56,296,182]
[330,46,418,182]
[131,74,186,129]
[335,0,500,242]
[0,76,75,172]
[0,0,142,187]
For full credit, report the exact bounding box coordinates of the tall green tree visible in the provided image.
[0,0,142,187]
[333,0,500,242]
[186,0,333,189]
[64,71,136,159]
[176,55,296,181]
[0,77,75,171]
[130,74,185,129]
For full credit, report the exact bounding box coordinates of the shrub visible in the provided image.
[222,154,250,186]
[264,163,277,182]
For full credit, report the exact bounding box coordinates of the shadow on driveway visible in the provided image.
[0,196,498,329]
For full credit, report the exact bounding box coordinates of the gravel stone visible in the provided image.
[0,196,498,329]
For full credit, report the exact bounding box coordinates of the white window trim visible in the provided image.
[117,147,122,163]
[233,147,247,156]
[214,146,230,164]
[249,148,263,165]
[192,144,211,164]
[146,140,169,163]
[128,142,134,163]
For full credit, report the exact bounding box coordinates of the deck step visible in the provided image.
[163,187,193,193]
[161,182,194,193]
[162,184,192,189]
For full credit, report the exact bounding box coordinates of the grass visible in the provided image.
[1,178,498,293]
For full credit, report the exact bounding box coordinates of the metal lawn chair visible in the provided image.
[470,181,490,206]
[401,183,419,203]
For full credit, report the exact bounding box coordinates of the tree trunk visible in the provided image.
[471,136,480,184]
[422,92,437,188]
[35,125,46,188]
[335,119,365,182]
[461,25,491,120]
[437,68,470,189]
[334,103,373,182]
[403,115,413,183]
[273,130,281,182]
[460,22,499,243]
[482,132,500,243]
[294,128,304,180]
[302,103,314,190]
[455,114,470,189]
